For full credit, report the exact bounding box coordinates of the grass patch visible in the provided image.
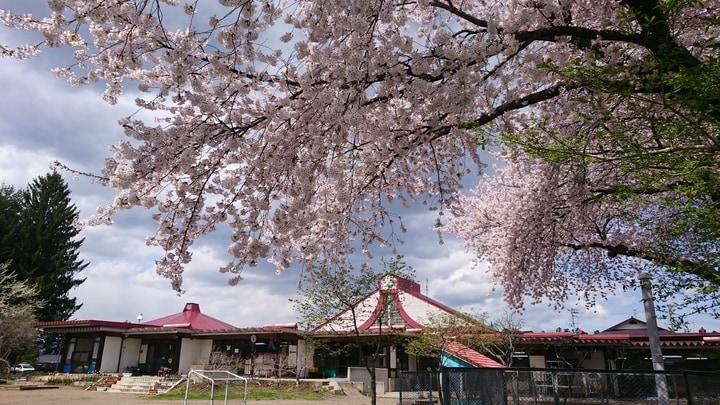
[151,379,332,401]
[45,376,102,385]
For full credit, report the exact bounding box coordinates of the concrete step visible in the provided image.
[105,376,180,394]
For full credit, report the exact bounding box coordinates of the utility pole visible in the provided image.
[639,273,669,405]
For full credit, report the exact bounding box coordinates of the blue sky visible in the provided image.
[1,1,718,334]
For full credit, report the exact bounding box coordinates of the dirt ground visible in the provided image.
[0,385,402,405]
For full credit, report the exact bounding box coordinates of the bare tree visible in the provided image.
[406,310,524,367]
[293,256,413,405]
[478,311,525,367]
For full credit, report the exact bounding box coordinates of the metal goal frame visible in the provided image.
[183,369,248,405]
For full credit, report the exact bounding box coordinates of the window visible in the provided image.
[375,294,405,327]
[68,337,99,373]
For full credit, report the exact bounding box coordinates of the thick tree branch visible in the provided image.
[565,241,720,285]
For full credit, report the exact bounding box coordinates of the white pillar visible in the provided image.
[639,273,669,405]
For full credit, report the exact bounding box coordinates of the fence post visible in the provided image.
[441,369,450,405]
[684,371,693,405]
[501,369,509,405]
[399,371,403,405]
[428,369,434,404]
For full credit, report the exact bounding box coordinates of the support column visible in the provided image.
[639,273,669,405]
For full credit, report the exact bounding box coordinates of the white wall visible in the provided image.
[348,366,389,394]
[118,338,142,372]
[293,339,314,377]
[408,354,418,372]
[399,292,455,326]
[100,336,122,373]
[317,292,380,331]
[179,338,212,374]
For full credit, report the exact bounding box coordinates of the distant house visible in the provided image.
[514,317,720,370]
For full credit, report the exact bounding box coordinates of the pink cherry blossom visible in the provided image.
[2,0,717,310]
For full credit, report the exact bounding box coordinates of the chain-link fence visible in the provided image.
[398,369,442,404]
[399,368,720,405]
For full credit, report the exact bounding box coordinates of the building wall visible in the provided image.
[292,339,314,373]
[398,292,454,326]
[442,354,471,368]
[348,366,389,394]
[316,292,380,331]
[397,292,426,323]
[523,350,606,369]
[529,355,545,368]
[100,336,122,373]
[579,350,605,369]
[179,338,212,374]
[118,338,142,372]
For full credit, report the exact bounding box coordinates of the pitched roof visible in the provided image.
[143,303,236,331]
[603,316,669,333]
[314,274,483,333]
[443,341,505,368]
[517,328,720,348]
[35,319,145,332]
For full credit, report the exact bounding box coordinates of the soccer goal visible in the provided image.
[183,369,248,405]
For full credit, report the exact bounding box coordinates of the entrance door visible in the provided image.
[145,341,175,375]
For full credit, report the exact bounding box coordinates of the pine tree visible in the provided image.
[12,172,87,321]
[0,185,21,264]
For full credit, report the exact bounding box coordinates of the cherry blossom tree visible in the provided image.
[1,0,718,316]
[447,153,720,320]
[0,263,41,373]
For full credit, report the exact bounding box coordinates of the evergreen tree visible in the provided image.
[0,185,21,264]
[12,172,87,321]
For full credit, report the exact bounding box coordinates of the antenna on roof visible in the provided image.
[425,278,429,296]
[569,309,579,332]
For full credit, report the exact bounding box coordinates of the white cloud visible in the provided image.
[0,145,57,186]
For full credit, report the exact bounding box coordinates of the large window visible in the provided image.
[67,336,101,373]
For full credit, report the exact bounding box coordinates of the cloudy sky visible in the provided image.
[1,2,718,334]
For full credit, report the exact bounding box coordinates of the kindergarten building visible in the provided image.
[36,275,720,391]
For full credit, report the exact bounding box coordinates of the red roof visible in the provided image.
[444,341,505,368]
[317,275,484,333]
[144,303,236,331]
[35,319,144,330]
[517,329,720,348]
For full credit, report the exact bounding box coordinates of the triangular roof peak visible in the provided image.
[378,274,421,293]
[315,273,472,333]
